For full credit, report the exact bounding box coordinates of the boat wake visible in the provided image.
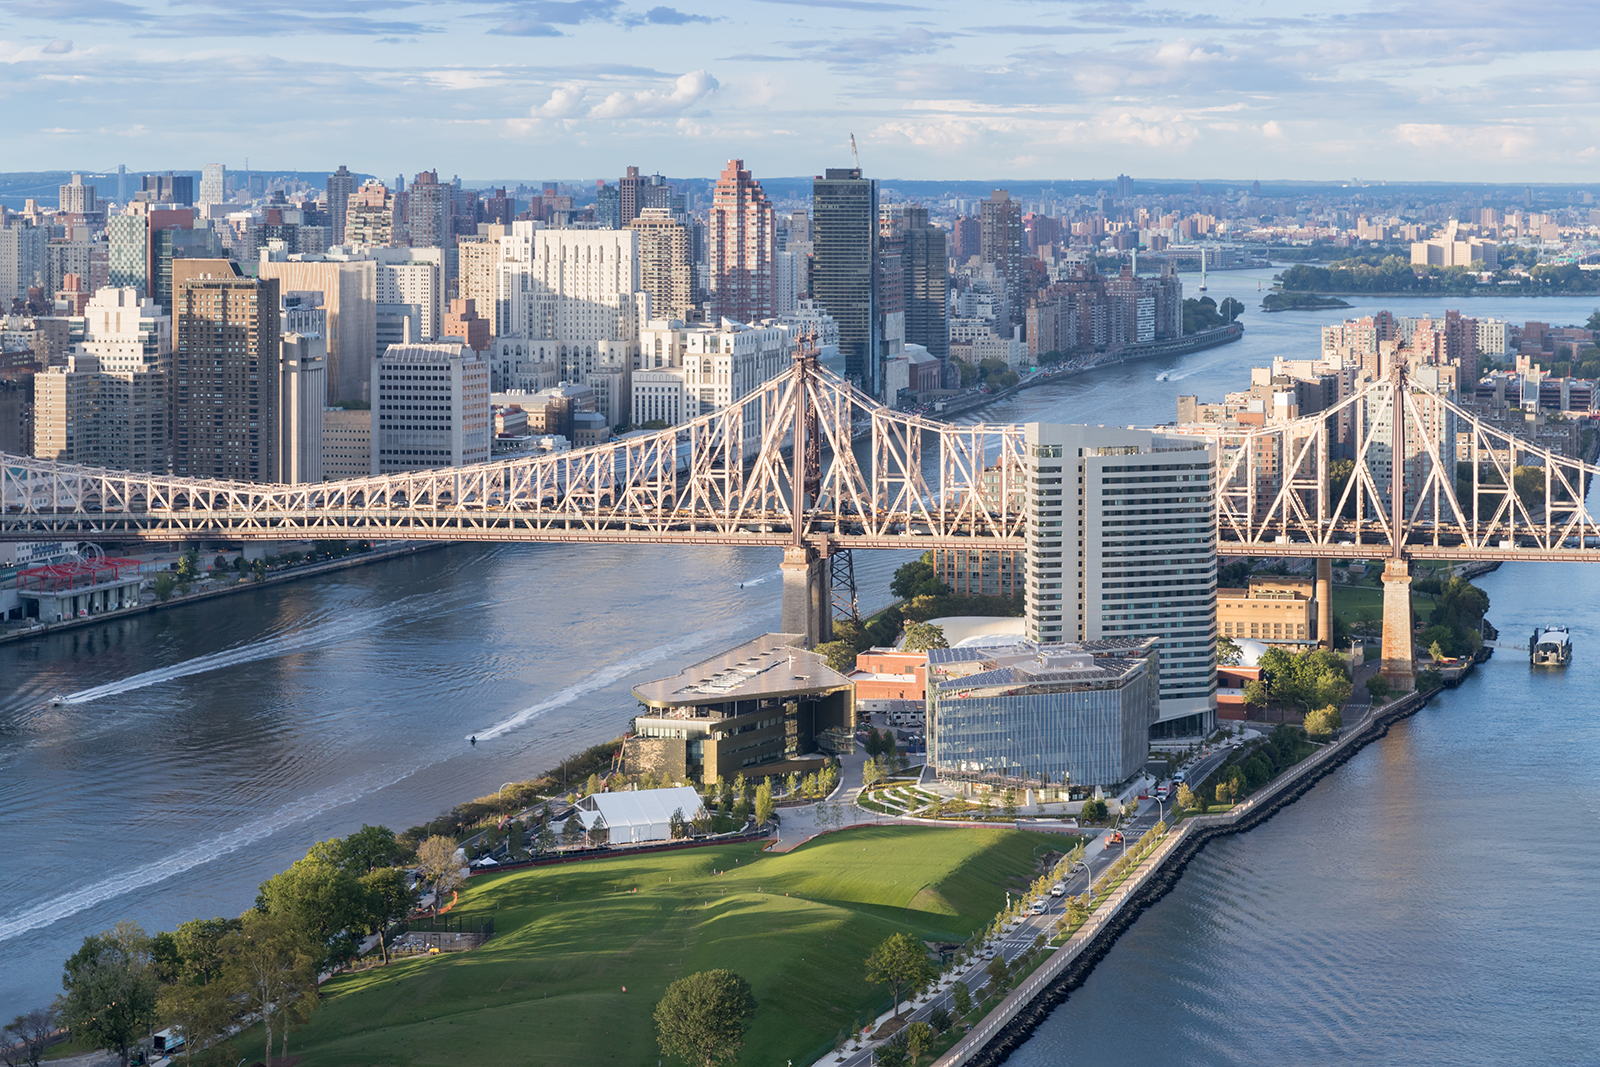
[56,598,429,705]
[469,615,759,742]
[0,760,433,944]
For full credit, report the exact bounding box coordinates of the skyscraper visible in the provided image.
[630,208,696,322]
[326,165,354,246]
[345,181,399,247]
[706,159,776,324]
[407,170,450,249]
[898,206,948,361]
[172,259,280,482]
[58,173,98,215]
[980,190,1023,330]
[811,168,878,396]
[1024,422,1217,733]
[199,164,227,210]
[618,166,648,227]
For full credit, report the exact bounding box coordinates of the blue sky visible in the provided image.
[3,0,1597,181]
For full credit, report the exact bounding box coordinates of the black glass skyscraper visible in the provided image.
[811,168,878,396]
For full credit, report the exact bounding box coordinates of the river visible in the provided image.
[3,271,1598,1028]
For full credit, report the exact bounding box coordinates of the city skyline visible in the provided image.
[4,0,1597,180]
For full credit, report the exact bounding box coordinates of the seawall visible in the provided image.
[935,685,1439,1067]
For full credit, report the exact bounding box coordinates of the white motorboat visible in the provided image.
[1530,626,1572,667]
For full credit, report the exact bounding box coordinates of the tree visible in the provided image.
[865,933,933,1018]
[901,622,949,653]
[928,1006,951,1034]
[815,639,858,672]
[985,955,1009,988]
[653,969,757,1067]
[58,922,157,1067]
[949,978,974,1017]
[890,554,949,601]
[669,808,687,840]
[753,779,775,827]
[3,1008,56,1067]
[415,834,464,914]
[536,815,557,852]
[874,1033,910,1067]
[1000,788,1018,820]
[152,572,176,601]
[1219,296,1245,323]
[904,1021,934,1064]
[255,847,368,970]
[155,975,234,1065]
[222,909,319,1067]
[1217,635,1243,667]
[1175,783,1199,813]
[175,549,198,586]
[1242,679,1269,709]
[1080,797,1108,823]
[250,559,267,582]
[358,867,417,963]
[1366,675,1392,702]
[562,811,588,847]
[337,823,406,873]
[1303,705,1342,740]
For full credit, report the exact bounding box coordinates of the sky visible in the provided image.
[2,0,1599,183]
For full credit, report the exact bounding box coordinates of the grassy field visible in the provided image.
[289,825,1062,1067]
[1331,575,1440,636]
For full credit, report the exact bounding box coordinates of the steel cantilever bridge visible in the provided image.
[5,351,1600,669]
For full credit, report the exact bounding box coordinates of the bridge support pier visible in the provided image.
[781,545,831,649]
[1379,559,1415,692]
[1316,557,1333,649]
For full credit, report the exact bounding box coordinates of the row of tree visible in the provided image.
[43,824,466,1066]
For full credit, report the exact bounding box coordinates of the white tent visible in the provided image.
[578,786,705,844]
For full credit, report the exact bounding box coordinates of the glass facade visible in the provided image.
[811,168,878,396]
[931,668,1155,789]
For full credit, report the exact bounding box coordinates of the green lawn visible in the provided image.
[289,825,1057,1067]
[1332,579,1438,637]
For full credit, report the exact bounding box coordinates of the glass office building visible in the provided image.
[928,638,1160,790]
[811,168,878,396]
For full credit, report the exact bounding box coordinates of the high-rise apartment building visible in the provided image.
[1024,423,1218,734]
[619,166,648,227]
[632,318,789,435]
[494,225,644,427]
[326,165,355,246]
[370,246,444,341]
[58,173,98,215]
[706,159,776,324]
[406,170,450,250]
[171,260,280,482]
[980,190,1024,329]
[199,164,227,209]
[812,168,879,396]
[630,208,696,322]
[1116,174,1133,200]
[441,298,490,355]
[0,218,48,301]
[371,342,491,473]
[151,223,223,314]
[345,181,400,247]
[33,286,167,474]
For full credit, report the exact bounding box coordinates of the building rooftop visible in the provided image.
[634,633,854,709]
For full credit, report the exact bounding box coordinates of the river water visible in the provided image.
[4,271,1599,1029]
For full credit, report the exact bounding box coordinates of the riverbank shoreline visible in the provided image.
[941,681,1447,1067]
[932,324,1244,420]
[0,540,445,647]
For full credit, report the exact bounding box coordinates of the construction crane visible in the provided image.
[850,133,860,170]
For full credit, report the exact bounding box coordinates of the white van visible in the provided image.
[1172,770,1187,784]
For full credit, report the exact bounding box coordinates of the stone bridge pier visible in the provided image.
[781,545,832,649]
[1379,558,1416,691]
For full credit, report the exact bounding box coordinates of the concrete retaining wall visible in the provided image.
[933,687,1437,1067]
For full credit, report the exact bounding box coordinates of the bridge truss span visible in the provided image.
[1197,365,1600,560]
[1,357,1029,550]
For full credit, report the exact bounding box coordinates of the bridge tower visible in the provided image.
[780,326,832,648]
[1378,362,1415,692]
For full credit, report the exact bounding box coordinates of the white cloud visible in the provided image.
[587,69,717,119]
[530,83,589,117]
